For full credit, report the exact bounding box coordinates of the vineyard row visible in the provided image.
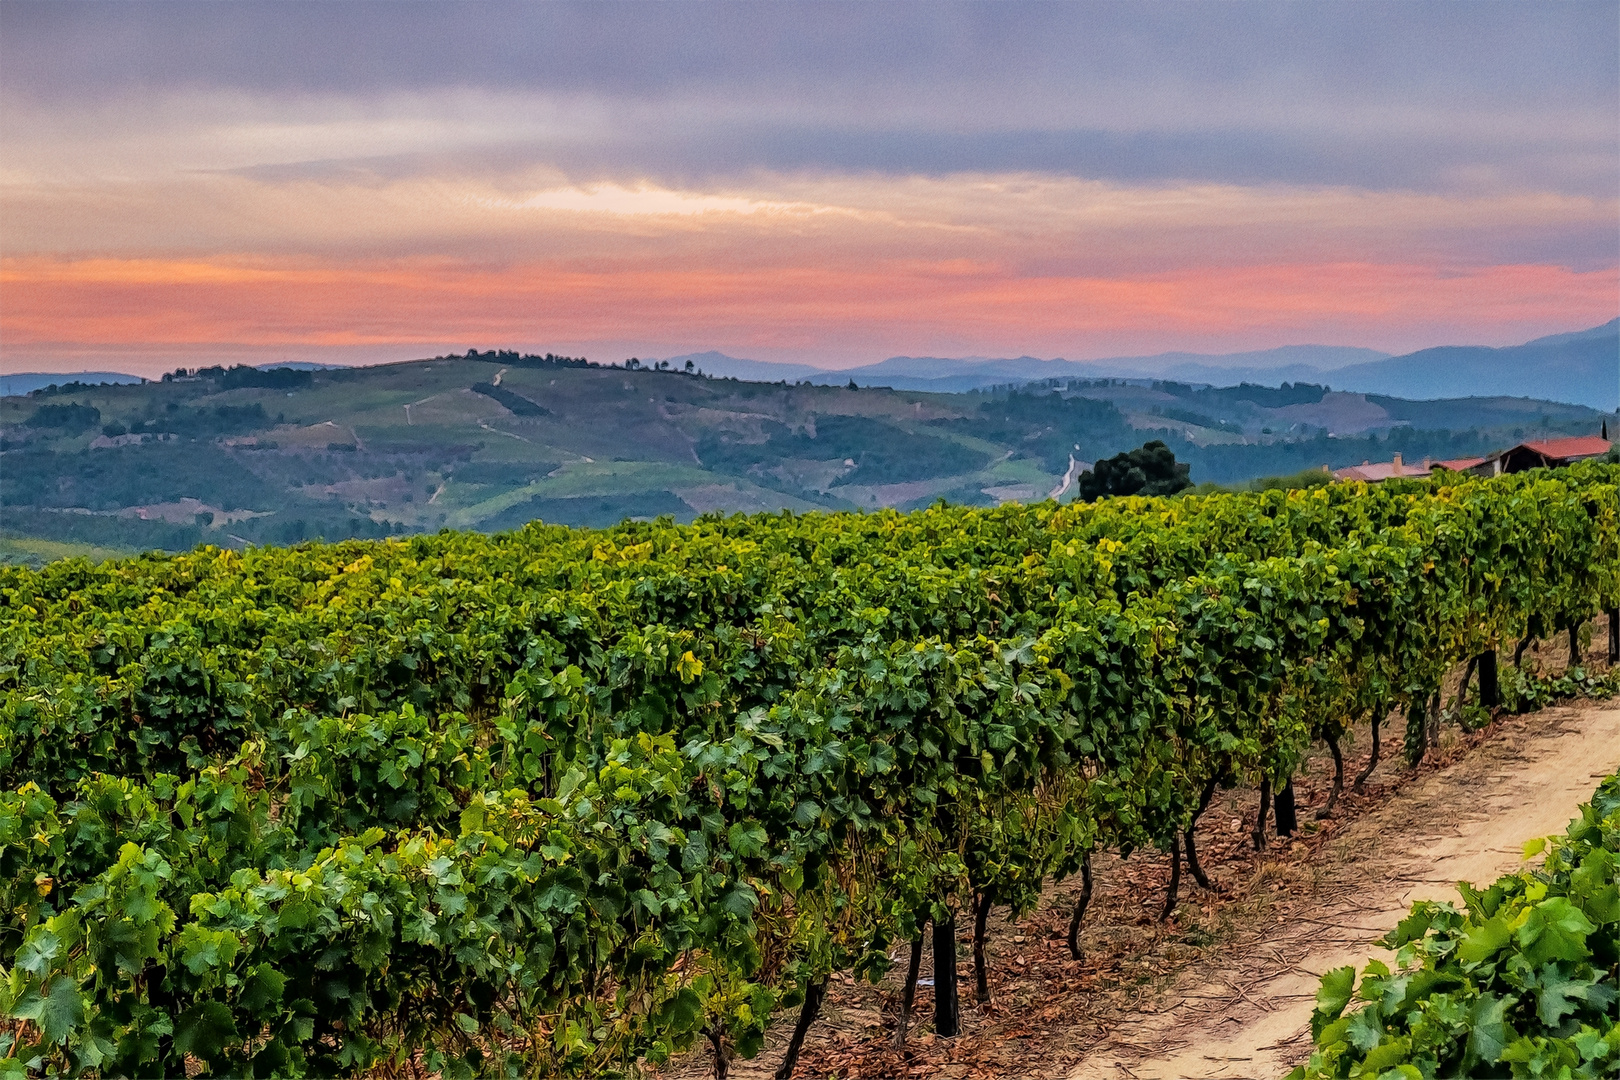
[0,465,1616,1076]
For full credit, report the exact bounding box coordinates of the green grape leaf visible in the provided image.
[1518,897,1596,964]
[1311,965,1356,1038]
[15,930,60,977]
[172,1000,240,1061]
[238,964,287,1014]
[14,976,85,1045]
[727,820,768,859]
[1464,993,1513,1066]
[668,988,703,1035]
[1344,1007,1384,1052]
[1456,914,1512,964]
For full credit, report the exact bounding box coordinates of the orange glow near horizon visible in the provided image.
[2,254,1615,367]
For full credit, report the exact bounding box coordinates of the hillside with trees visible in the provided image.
[0,352,1610,560]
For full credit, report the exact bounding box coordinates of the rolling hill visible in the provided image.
[1,350,1611,562]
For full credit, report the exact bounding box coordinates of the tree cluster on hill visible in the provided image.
[220,366,313,390]
[1078,439,1193,500]
[28,380,142,398]
[130,403,275,438]
[24,403,101,431]
[443,349,595,369]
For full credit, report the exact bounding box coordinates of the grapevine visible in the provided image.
[0,465,1615,1075]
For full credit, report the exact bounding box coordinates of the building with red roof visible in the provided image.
[1332,453,1429,482]
[1332,452,1488,482]
[1475,435,1611,476]
[1330,436,1609,483]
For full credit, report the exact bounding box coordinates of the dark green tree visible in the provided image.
[1077,439,1191,501]
[24,403,101,431]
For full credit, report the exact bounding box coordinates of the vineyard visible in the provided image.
[1,465,1617,1078]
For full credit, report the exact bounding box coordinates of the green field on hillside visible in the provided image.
[1,352,1607,552]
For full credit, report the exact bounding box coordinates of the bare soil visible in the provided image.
[667,627,1619,1080]
[1067,699,1619,1080]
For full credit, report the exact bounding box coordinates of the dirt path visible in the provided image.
[657,669,1618,1080]
[1068,699,1620,1080]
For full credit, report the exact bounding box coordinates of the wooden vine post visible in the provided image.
[1185,777,1218,885]
[1273,780,1298,837]
[1478,649,1500,708]
[1354,705,1384,791]
[972,892,994,1004]
[773,977,827,1080]
[894,932,926,1047]
[932,910,961,1036]
[1066,854,1095,961]
[1252,779,1271,850]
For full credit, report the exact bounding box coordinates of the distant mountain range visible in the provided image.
[662,320,1618,410]
[1325,320,1617,410]
[818,345,1396,394]
[667,345,1391,394]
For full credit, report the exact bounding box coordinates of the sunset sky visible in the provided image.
[2,1,1616,376]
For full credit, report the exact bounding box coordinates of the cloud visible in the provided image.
[7,3,1613,116]
[3,167,1611,269]
[2,3,1614,194]
[1,1,1614,371]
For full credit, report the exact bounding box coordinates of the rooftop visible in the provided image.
[1514,435,1612,461]
[1332,453,1441,482]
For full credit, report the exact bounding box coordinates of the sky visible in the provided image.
[1,1,1616,377]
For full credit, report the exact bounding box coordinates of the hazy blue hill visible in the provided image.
[652,331,1612,405]
[1327,323,1619,410]
[1098,344,1390,376]
[1152,361,1337,386]
[801,344,1391,392]
[1522,318,1620,349]
[808,356,1096,392]
[1,371,143,397]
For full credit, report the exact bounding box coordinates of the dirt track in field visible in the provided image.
[662,633,1619,1080]
[1066,698,1620,1080]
